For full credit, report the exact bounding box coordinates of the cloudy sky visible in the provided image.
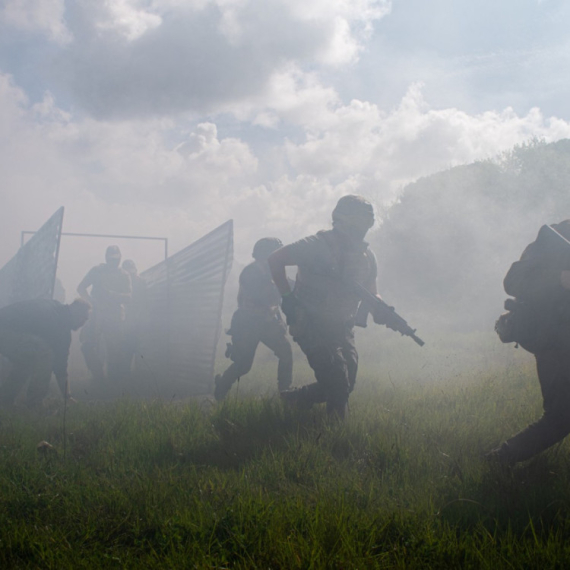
[1,0,570,279]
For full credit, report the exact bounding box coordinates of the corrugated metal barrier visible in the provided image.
[0,207,64,309]
[138,220,233,396]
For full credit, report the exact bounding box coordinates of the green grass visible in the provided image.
[1,343,570,568]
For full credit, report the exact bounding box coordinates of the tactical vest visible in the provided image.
[294,230,376,325]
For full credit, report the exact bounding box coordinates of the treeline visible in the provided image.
[373,138,570,330]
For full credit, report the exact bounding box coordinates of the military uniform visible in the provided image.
[79,262,131,381]
[214,257,293,400]
[491,220,570,463]
[0,299,77,406]
[278,228,377,416]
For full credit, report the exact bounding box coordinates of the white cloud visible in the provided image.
[284,82,570,200]
[28,0,390,119]
[1,66,570,274]
[0,0,71,44]
[97,0,162,40]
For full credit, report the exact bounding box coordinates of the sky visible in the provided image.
[1,0,570,286]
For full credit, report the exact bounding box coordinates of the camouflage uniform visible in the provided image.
[491,220,570,464]
[214,255,293,401]
[278,228,377,417]
[0,299,77,407]
[78,261,131,381]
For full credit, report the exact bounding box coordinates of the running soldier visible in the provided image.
[489,220,570,464]
[0,298,90,407]
[268,195,382,419]
[214,238,293,401]
[77,245,132,382]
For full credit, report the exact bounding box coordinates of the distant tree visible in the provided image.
[372,139,570,331]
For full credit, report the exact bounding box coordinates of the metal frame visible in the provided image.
[21,231,169,260]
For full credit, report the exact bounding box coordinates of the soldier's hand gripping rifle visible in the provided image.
[351,281,425,347]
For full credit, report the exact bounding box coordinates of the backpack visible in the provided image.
[495,298,554,354]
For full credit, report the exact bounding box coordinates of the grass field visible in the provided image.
[1,332,570,568]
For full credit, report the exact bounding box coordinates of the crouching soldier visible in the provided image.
[214,238,293,401]
[0,298,91,407]
[489,220,570,464]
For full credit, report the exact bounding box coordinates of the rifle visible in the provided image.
[350,280,425,347]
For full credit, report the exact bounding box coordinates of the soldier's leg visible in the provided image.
[285,342,348,417]
[81,319,105,380]
[0,333,51,407]
[214,327,259,401]
[280,327,326,409]
[0,363,29,406]
[494,350,570,463]
[105,321,127,381]
[25,340,54,408]
[123,328,137,374]
[260,318,293,391]
[342,330,358,394]
[320,347,350,419]
[0,333,19,405]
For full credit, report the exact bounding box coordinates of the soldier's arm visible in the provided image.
[362,249,387,324]
[268,246,296,296]
[364,249,379,297]
[77,269,95,302]
[239,264,265,299]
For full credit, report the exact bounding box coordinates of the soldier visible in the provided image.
[489,220,570,464]
[0,298,91,407]
[121,259,147,373]
[77,245,132,382]
[268,195,382,419]
[214,238,293,401]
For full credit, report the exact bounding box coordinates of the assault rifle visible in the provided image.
[350,281,425,347]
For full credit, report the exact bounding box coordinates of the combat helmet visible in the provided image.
[105,245,122,259]
[252,237,283,261]
[332,195,375,229]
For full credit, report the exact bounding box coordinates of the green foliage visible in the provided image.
[373,138,570,330]
[1,360,570,568]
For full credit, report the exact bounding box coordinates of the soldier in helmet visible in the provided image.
[214,237,293,401]
[77,245,132,382]
[268,195,381,419]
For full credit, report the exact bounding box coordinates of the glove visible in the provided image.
[281,293,297,326]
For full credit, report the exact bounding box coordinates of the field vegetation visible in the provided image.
[1,332,570,568]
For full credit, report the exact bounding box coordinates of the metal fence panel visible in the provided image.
[0,207,64,309]
[139,220,233,396]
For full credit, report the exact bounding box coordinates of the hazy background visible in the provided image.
[1,0,570,334]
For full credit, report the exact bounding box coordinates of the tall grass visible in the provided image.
[1,342,569,568]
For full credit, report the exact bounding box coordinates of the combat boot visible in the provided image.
[280,387,312,411]
[214,374,233,401]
